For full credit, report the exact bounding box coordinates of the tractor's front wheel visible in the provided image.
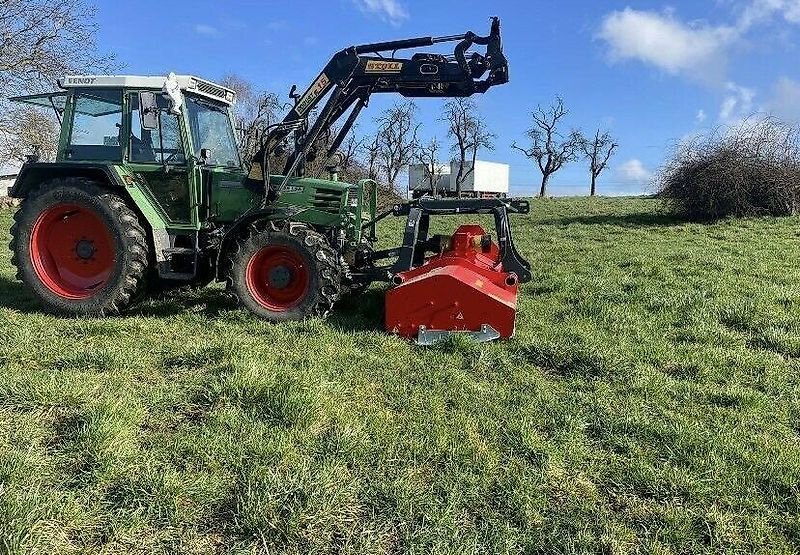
[227,223,342,321]
[10,179,150,316]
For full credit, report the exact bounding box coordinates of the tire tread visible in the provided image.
[225,222,343,320]
[9,178,150,316]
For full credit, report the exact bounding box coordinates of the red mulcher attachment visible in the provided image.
[386,224,521,343]
[362,198,531,345]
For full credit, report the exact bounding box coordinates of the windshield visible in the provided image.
[185,95,240,168]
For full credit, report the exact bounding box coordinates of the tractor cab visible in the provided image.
[11,74,253,228]
[12,74,370,237]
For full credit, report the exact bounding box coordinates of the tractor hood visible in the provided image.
[267,175,356,220]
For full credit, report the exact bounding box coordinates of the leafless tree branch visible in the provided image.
[0,0,117,164]
[416,137,446,196]
[579,129,618,196]
[373,101,420,193]
[441,98,494,197]
[513,96,580,197]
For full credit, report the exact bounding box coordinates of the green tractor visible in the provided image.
[8,19,522,325]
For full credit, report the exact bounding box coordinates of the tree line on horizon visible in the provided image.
[225,77,620,198]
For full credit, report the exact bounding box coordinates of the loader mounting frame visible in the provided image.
[358,198,532,284]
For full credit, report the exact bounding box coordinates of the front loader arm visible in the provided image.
[248,17,508,193]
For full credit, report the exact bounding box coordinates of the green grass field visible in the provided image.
[2,197,800,554]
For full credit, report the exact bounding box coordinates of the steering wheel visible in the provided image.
[163,149,184,165]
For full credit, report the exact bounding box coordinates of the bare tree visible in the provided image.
[362,132,404,209]
[220,74,283,164]
[0,0,115,163]
[365,134,381,181]
[512,97,581,197]
[339,130,364,177]
[416,138,447,196]
[1,106,59,164]
[0,0,114,97]
[442,98,495,197]
[579,130,619,196]
[373,101,420,193]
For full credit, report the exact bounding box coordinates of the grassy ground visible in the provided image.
[1,197,800,554]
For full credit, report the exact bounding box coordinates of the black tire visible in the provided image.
[227,222,342,321]
[9,178,150,316]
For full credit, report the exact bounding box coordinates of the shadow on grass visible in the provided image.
[0,272,388,331]
[0,273,239,318]
[0,275,41,313]
[130,286,238,318]
[325,288,386,333]
[133,283,387,333]
[134,284,387,333]
[537,212,683,227]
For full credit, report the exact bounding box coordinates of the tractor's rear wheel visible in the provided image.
[10,179,150,316]
[227,223,342,321]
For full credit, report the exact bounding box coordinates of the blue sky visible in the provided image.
[94,0,800,196]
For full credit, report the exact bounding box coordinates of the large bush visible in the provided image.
[657,117,800,219]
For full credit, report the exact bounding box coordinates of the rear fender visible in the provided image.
[10,162,169,230]
[10,162,125,199]
[8,162,178,272]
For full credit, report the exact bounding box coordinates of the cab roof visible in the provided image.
[59,74,236,105]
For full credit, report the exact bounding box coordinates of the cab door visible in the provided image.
[182,94,256,223]
[125,91,196,226]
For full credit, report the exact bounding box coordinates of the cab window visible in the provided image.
[185,95,240,168]
[129,93,185,165]
[68,89,123,161]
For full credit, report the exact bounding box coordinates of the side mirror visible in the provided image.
[140,92,159,130]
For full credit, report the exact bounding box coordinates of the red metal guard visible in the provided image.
[385,224,520,341]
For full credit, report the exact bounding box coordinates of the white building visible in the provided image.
[409,163,452,197]
[408,160,510,198]
[0,162,21,198]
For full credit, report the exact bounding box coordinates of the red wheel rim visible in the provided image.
[245,245,310,311]
[29,203,116,299]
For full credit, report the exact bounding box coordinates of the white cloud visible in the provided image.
[696,109,708,123]
[719,82,757,123]
[738,0,800,27]
[788,1,800,22]
[616,159,653,184]
[768,77,800,120]
[194,23,219,36]
[597,9,736,82]
[598,2,800,84]
[353,0,409,25]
